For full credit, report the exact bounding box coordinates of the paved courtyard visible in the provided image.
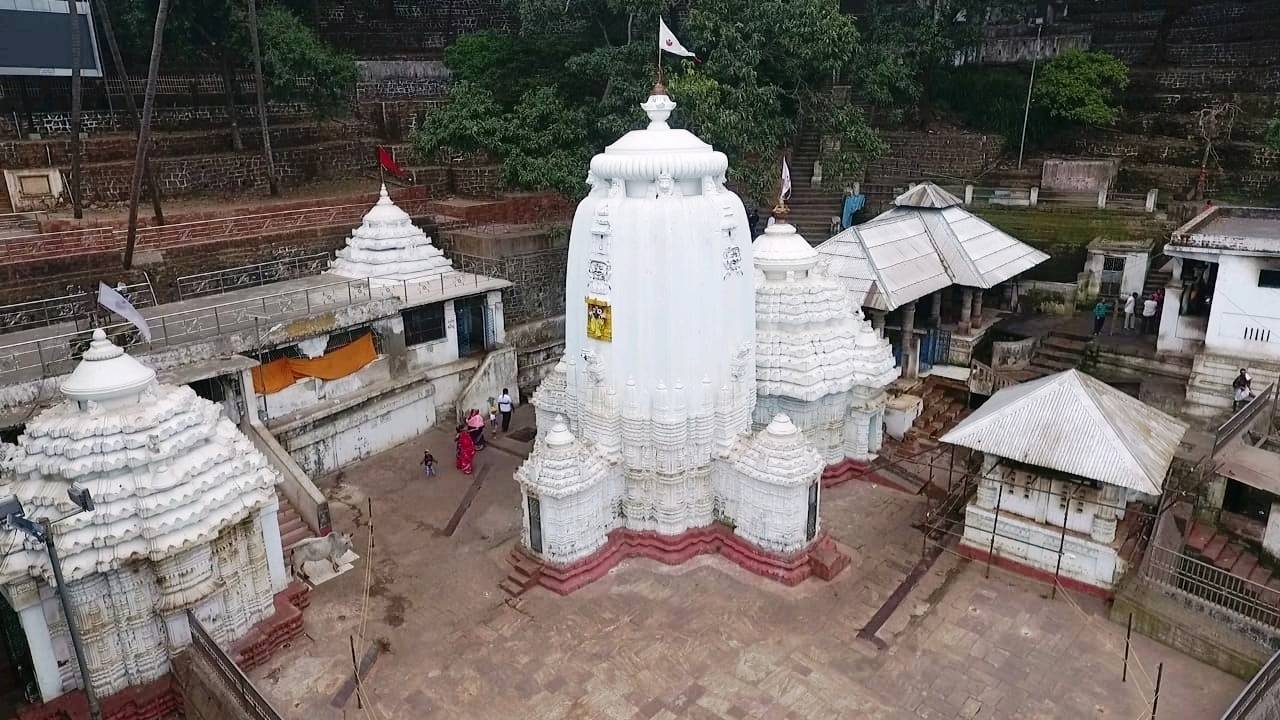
[251,419,1245,719]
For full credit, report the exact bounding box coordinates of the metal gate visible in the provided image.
[1100,256,1125,298]
[920,328,952,370]
[806,483,818,542]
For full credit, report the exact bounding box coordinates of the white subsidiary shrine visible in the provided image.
[941,369,1188,594]
[0,330,291,704]
[328,184,455,284]
[515,88,893,591]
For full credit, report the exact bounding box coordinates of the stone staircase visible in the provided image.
[277,488,316,549]
[1185,518,1280,604]
[499,547,544,598]
[1027,330,1091,378]
[785,125,843,243]
[1144,254,1172,297]
[1187,352,1280,416]
[0,212,39,241]
[876,377,972,495]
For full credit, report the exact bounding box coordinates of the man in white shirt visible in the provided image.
[1123,292,1137,332]
[1141,295,1158,334]
[498,388,514,432]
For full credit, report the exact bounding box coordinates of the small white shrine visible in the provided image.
[941,369,1188,593]
[753,217,899,482]
[328,185,455,284]
[0,331,288,703]
[515,87,849,590]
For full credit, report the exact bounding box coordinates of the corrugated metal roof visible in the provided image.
[894,183,964,209]
[939,369,1188,495]
[816,183,1048,311]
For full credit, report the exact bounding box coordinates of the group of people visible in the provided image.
[422,388,516,476]
[1092,290,1163,336]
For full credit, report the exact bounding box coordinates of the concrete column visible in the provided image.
[930,291,942,326]
[958,288,974,334]
[485,290,506,346]
[373,315,408,377]
[258,500,289,593]
[8,582,62,702]
[1096,186,1108,209]
[870,309,886,335]
[901,300,918,379]
[1029,186,1039,207]
[1145,188,1159,213]
[1264,503,1280,560]
[964,184,974,206]
[971,289,985,330]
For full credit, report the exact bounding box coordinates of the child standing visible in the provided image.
[422,451,436,477]
[489,400,499,430]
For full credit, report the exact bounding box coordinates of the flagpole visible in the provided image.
[657,45,663,84]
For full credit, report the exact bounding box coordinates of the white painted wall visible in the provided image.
[1084,250,1149,298]
[1265,502,1280,561]
[1204,255,1280,363]
[262,358,392,419]
[962,505,1123,590]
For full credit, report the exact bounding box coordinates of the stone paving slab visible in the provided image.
[251,424,1244,719]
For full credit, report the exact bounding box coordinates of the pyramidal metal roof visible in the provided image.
[816,182,1048,311]
[939,369,1188,495]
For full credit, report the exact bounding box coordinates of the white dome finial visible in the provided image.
[60,328,156,403]
[377,184,391,203]
[642,87,676,130]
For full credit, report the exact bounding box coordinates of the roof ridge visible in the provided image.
[1069,370,1158,488]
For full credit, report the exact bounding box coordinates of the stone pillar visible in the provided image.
[901,300,918,379]
[958,288,973,334]
[971,290,984,331]
[870,309,886,335]
[1029,186,1039,207]
[1264,502,1280,560]
[1145,188,1159,213]
[485,290,506,346]
[976,477,999,510]
[964,184,974,206]
[930,291,942,326]
[373,315,408,377]
[258,500,289,594]
[1091,513,1118,545]
[8,581,62,702]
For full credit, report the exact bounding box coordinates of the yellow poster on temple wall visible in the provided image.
[586,298,612,342]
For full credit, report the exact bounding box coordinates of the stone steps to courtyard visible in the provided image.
[1185,518,1280,604]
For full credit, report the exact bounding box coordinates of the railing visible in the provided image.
[0,198,439,268]
[1213,383,1276,456]
[1142,542,1280,631]
[892,183,1161,213]
[185,610,284,720]
[0,270,487,382]
[0,281,155,333]
[177,253,333,300]
[1222,649,1280,720]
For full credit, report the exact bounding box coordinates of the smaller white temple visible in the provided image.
[0,330,291,704]
[753,216,899,483]
[941,369,1188,594]
[328,185,455,284]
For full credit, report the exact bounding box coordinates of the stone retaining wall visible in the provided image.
[0,103,315,138]
[865,131,1004,184]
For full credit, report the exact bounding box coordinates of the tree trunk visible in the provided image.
[124,0,170,269]
[220,50,244,152]
[247,0,280,196]
[1146,0,1192,66]
[94,0,164,224]
[68,0,83,218]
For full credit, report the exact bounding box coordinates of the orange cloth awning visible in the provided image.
[251,333,378,395]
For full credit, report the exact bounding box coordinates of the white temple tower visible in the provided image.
[516,88,849,592]
[0,331,291,704]
[329,184,455,284]
[752,217,899,483]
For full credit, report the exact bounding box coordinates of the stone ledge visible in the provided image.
[16,674,182,720]
[527,525,849,595]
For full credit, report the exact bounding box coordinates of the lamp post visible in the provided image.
[1017,18,1044,170]
[1,489,100,720]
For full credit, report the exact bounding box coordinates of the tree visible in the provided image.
[1032,50,1129,127]
[257,5,358,113]
[124,0,169,270]
[69,0,83,218]
[1266,116,1280,152]
[246,0,279,196]
[418,0,884,205]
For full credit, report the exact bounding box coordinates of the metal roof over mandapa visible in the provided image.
[939,369,1188,495]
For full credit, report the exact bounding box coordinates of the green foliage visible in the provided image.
[1032,50,1129,127]
[258,5,357,113]
[1266,116,1280,151]
[932,66,1063,148]
[419,0,882,203]
[414,82,505,159]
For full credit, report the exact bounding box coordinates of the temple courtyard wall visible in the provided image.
[246,415,1245,720]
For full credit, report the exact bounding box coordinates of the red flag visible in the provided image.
[377,146,406,178]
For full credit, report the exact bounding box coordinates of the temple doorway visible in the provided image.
[454,295,488,357]
[0,596,38,716]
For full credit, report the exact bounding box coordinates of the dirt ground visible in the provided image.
[250,412,1245,719]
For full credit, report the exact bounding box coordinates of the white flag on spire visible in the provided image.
[659,18,697,58]
[97,282,152,342]
[781,158,792,200]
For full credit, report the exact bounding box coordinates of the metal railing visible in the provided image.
[185,609,283,720]
[1221,649,1280,720]
[0,281,156,333]
[1143,542,1280,631]
[1213,383,1276,456]
[177,253,333,300]
[0,198,439,268]
[0,270,486,382]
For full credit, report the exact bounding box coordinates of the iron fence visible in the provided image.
[1143,542,1280,631]
[177,253,333,300]
[0,271,487,382]
[185,610,283,720]
[0,281,155,334]
[1213,383,1276,456]
[1221,649,1280,720]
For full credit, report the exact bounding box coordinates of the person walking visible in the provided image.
[498,388,514,432]
[421,450,436,477]
[1142,293,1159,334]
[1123,292,1137,332]
[455,425,475,475]
[1092,299,1109,335]
[1233,368,1254,411]
[466,409,486,450]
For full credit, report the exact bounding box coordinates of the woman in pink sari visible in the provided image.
[455,424,476,475]
[466,409,487,450]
